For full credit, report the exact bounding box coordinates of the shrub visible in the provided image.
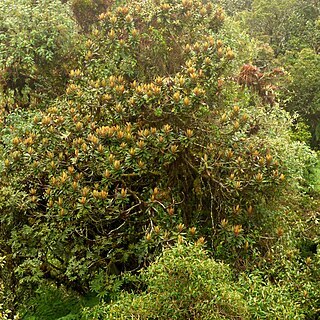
[239,272,305,319]
[0,0,79,116]
[256,205,320,319]
[82,242,308,319]
[82,242,250,319]
[22,285,82,320]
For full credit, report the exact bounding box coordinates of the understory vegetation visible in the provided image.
[0,0,319,319]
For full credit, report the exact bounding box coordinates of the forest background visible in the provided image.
[0,0,319,319]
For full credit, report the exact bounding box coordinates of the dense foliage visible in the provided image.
[83,243,251,319]
[234,0,320,55]
[281,49,320,146]
[0,0,319,319]
[82,242,314,319]
[0,0,79,115]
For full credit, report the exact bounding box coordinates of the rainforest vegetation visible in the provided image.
[0,0,319,319]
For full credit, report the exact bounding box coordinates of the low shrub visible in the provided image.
[82,242,250,319]
[82,242,307,319]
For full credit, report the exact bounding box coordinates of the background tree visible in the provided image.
[280,49,320,147]
[240,0,320,55]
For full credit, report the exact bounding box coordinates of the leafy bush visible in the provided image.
[257,205,320,319]
[22,285,82,320]
[82,242,250,319]
[289,120,312,145]
[239,272,305,319]
[83,242,308,319]
[0,0,79,115]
